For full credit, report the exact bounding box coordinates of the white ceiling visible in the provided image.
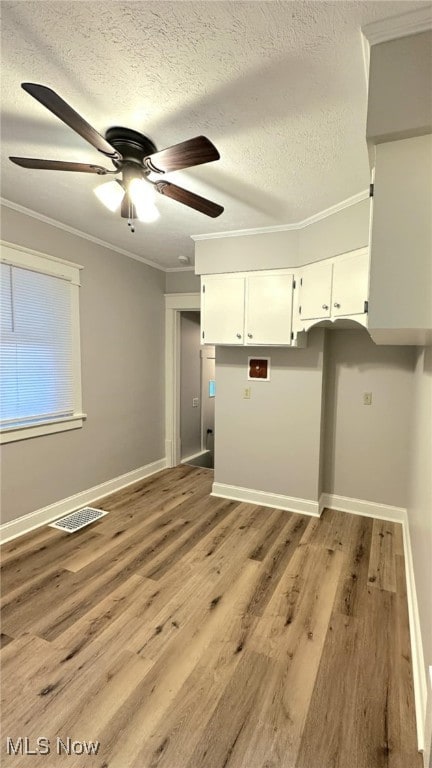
[0,0,426,270]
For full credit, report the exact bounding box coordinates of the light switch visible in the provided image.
[192,397,199,408]
[243,387,251,399]
[363,392,372,406]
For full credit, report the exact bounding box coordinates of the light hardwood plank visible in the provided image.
[0,467,421,768]
[368,519,398,592]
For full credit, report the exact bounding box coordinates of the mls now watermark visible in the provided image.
[6,736,100,756]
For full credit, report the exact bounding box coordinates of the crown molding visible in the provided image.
[0,198,166,272]
[191,189,369,242]
[296,189,369,229]
[2,187,370,264]
[362,6,432,46]
[191,222,297,241]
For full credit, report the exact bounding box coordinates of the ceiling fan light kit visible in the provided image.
[9,83,224,232]
[94,180,124,212]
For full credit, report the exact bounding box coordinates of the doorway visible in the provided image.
[179,311,215,468]
[164,293,215,470]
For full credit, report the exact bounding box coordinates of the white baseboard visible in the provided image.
[424,668,432,768]
[0,458,167,544]
[211,482,320,517]
[319,492,406,523]
[321,492,426,758]
[401,509,427,758]
[165,439,174,468]
[181,449,210,464]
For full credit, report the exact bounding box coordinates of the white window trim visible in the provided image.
[0,241,86,444]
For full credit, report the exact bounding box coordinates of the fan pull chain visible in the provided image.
[126,195,135,232]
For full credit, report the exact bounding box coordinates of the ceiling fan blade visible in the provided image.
[9,157,112,174]
[145,136,220,173]
[155,181,224,218]
[21,83,120,160]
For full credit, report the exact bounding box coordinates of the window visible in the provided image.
[0,242,85,443]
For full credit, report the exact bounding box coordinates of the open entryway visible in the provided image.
[164,293,215,470]
[179,311,201,462]
[179,311,215,468]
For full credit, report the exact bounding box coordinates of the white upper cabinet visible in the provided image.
[201,270,294,346]
[200,249,371,346]
[368,134,432,345]
[201,275,245,345]
[332,250,369,317]
[298,261,333,320]
[296,247,369,332]
[245,273,293,344]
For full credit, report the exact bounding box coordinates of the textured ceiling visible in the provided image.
[0,0,426,269]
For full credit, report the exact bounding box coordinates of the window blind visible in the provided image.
[0,262,74,427]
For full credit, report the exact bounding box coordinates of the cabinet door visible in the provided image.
[299,261,333,320]
[201,276,245,344]
[245,273,293,344]
[332,251,369,316]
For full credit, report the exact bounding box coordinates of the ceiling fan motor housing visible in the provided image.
[105,127,157,172]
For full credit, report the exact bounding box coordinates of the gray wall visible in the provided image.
[214,327,416,509]
[214,330,325,502]
[180,312,201,459]
[323,329,415,507]
[195,198,370,274]
[298,199,370,263]
[407,346,432,678]
[0,205,165,523]
[367,31,432,144]
[165,270,200,293]
[195,229,299,274]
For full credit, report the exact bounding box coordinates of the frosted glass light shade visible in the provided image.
[94,181,125,212]
[129,178,160,222]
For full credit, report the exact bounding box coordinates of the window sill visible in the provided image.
[0,414,87,444]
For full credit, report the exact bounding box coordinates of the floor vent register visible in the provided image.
[49,507,108,533]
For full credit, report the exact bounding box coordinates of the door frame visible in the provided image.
[165,292,201,467]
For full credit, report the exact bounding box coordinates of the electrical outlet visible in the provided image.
[363,392,372,406]
[243,387,251,399]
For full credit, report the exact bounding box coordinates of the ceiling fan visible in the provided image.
[9,83,224,230]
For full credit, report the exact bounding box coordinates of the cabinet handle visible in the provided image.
[236,333,242,339]
[247,333,253,338]
[322,304,329,310]
[334,302,341,308]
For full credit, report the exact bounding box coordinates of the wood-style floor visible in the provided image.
[0,465,421,767]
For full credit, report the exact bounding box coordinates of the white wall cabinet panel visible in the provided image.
[246,273,293,345]
[201,271,295,346]
[299,261,333,320]
[296,247,369,332]
[201,276,245,345]
[368,134,432,345]
[332,250,369,317]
